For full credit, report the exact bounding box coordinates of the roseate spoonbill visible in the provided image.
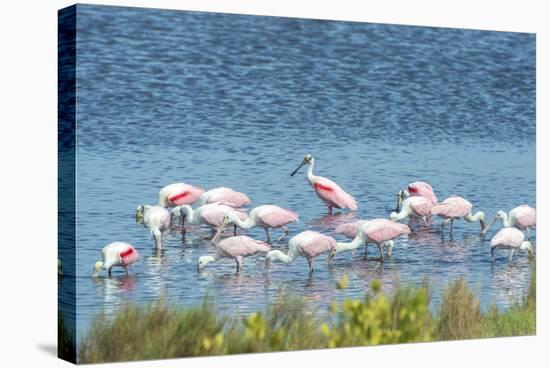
[482,205,536,240]
[291,154,357,215]
[490,227,533,263]
[395,181,438,212]
[430,196,486,237]
[158,182,204,208]
[335,219,389,256]
[136,205,171,249]
[265,231,336,273]
[391,196,434,225]
[195,187,251,208]
[198,235,271,272]
[171,203,247,235]
[215,205,299,243]
[335,220,371,239]
[93,242,139,277]
[330,219,411,261]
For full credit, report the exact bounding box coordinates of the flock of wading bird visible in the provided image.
[92,154,536,277]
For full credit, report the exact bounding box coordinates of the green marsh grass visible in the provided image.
[79,269,535,363]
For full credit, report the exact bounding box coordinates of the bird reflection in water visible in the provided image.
[491,262,532,307]
[308,212,358,230]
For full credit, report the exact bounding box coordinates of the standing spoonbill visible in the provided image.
[291,154,357,215]
[136,205,171,249]
[490,227,533,263]
[265,231,336,273]
[198,235,271,273]
[93,242,139,277]
[391,196,434,225]
[171,203,247,235]
[215,205,299,243]
[395,181,438,211]
[330,219,411,261]
[195,187,251,208]
[482,205,536,240]
[158,182,205,208]
[430,196,486,237]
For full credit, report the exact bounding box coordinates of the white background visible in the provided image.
[0,0,547,367]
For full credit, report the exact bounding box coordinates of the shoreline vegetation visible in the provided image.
[75,267,535,363]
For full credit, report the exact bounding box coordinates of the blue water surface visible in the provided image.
[59,5,536,343]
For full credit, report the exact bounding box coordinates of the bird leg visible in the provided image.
[423,217,428,227]
[441,218,451,239]
[450,219,454,238]
[235,257,243,273]
[264,227,271,243]
[327,206,333,215]
[124,265,128,276]
[234,224,238,236]
[377,244,384,262]
[108,267,112,277]
[386,240,395,257]
[307,258,313,273]
[526,228,532,241]
[508,249,515,263]
[491,247,496,263]
[276,226,289,242]
[180,211,187,235]
[363,243,369,260]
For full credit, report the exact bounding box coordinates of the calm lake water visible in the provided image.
[59,5,536,342]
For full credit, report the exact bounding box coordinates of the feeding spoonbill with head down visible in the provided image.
[391,196,434,226]
[198,235,271,273]
[158,182,205,208]
[334,219,392,256]
[395,181,438,211]
[291,154,357,215]
[430,196,485,237]
[215,205,299,243]
[170,203,247,235]
[330,219,411,261]
[482,205,536,240]
[136,205,171,249]
[490,227,533,263]
[93,242,139,277]
[265,231,336,273]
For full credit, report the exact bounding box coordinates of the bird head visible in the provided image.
[93,261,104,278]
[291,154,313,177]
[135,205,144,221]
[394,189,408,212]
[521,241,533,255]
[197,256,214,271]
[170,207,180,222]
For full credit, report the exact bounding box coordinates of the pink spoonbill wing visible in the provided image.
[513,205,536,229]
[119,245,139,265]
[201,205,248,227]
[335,220,371,239]
[204,187,251,208]
[219,236,271,257]
[257,205,299,227]
[298,231,337,257]
[408,181,438,204]
[409,197,434,217]
[312,177,357,210]
[430,196,472,218]
[363,219,411,243]
[491,228,525,247]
